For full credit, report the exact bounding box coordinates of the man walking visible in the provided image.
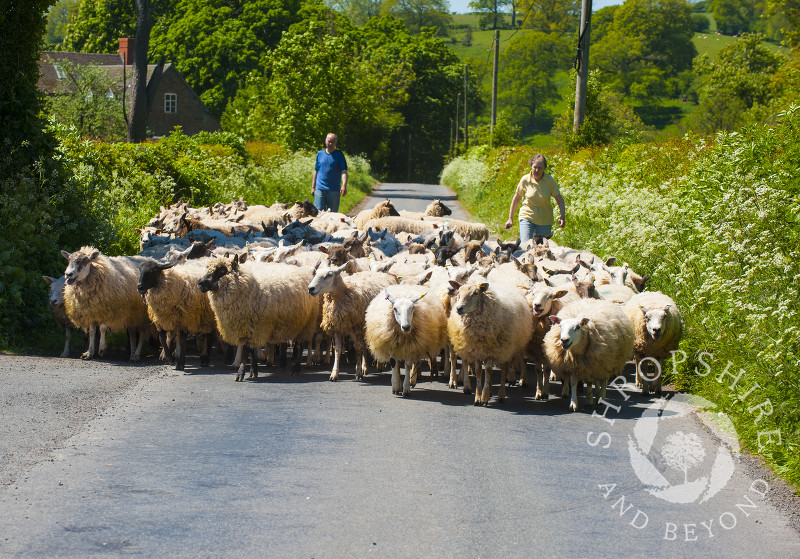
[312,133,348,212]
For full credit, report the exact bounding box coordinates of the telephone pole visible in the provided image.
[573,0,592,133]
[490,29,499,147]
[464,64,469,151]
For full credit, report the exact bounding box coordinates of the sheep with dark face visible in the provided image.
[43,275,79,358]
[365,284,447,396]
[354,199,401,229]
[198,256,320,381]
[137,254,216,370]
[623,291,683,395]
[61,247,153,361]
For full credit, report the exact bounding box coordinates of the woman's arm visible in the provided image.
[505,189,523,230]
[554,193,565,227]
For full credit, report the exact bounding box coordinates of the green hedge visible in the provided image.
[2,126,375,353]
[442,108,800,488]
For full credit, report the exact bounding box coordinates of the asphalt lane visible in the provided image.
[1,184,799,557]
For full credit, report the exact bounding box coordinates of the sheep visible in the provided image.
[421,216,489,242]
[43,275,79,358]
[363,216,443,237]
[595,283,636,305]
[543,298,635,412]
[425,198,452,217]
[364,284,448,396]
[307,262,397,381]
[623,292,683,395]
[136,254,217,370]
[353,199,401,229]
[198,256,320,381]
[285,199,319,221]
[61,247,153,361]
[447,280,533,405]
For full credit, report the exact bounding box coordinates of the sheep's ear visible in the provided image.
[544,277,554,287]
[313,260,321,272]
[448,280,461,291]
[478,282,489,292]
[60,250,71,260]
[384,290,396,304]
[413,292,426,303]
[580,317,590,326]
[238,252,248,264]
[318,245,329,254]
[89,250,101,261]
[43,275,56,284]
[639,305,648,315]
[554,289,568,299]
[605,256,617,266]
[549,316,561,325]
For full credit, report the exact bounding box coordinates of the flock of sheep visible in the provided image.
[44,197,683,411]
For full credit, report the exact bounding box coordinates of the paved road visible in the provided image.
[2,183,799,558]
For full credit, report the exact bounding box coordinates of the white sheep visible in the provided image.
[365,284,448,396]
[198,256,320,381]
[61,247,153,361]
[43,275,79,358]
[447,280,533,405]
[543,298,635,411]
[137,254,217,370]
[307,262,397,381]
[353,199,401,229]
[623,291,683,395]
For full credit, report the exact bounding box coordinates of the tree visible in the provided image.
[61,0,140,53]
[765,0,800,48]
[690,33,785,132]
[518,0,580,35]
[662,432,706,484]
[382,0,452,35]
[329,0,385,26]
[498,31,571,129]
[128,0,160,143]
[591,0,697,101]
[469,0,510,30]
[150,0,307,117]
[45,59,126,140]
[709,0,758,35]
[45,0,80,46]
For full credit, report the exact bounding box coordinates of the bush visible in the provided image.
[692,13,711,33]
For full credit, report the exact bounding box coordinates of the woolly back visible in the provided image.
[365,284,447,362]
[624,291,683,358]
[320,271,396,336]
[544,298,634,381]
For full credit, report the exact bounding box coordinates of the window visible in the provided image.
[164,93,177,114]
[54,64,66,79]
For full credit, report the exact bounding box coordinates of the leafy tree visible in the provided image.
[591,0,697,101]
[690,33,785,132]
[692,13,711,32]
[469,110,521,146]
[469,0,510,30]
[45,59,126,140]
[150,0,308,117]
[518,0,580,35]
[61,0,140,53]
[498,31,571,129]
[765,0,800,47]
[709,0,758,35]
[329,0,385,25]
[45,0,79,46]
[383,0,451,35]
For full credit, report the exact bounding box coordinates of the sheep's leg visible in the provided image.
[98,324,109,357]
[569,376,580,412]
[199,334,210,367]
[175,330,187,370]
[410,361,420,387]
[473,362,483,405]
[587,381,596,407]
[291,341,302,375]
[549,370,558,382]
[402,362,412,397]
[355,349,364,379]
[497,363,507,403]
[461,359,472,395]
[359,352,369,378]
[82,324,98,360]
[330,333,342,381]
[443,347,450,382]
[314,334,322,365]
[634,357,643,389]
[127,328,137,361]
[518,358,528,388]
[429,353,438,382]
[60,327,72,358]
[481,361,493,405]
[654,359,662,395]
[249,346,259,379]
[157,330,172,363]
[305,340,313,367]
[535,363,549,400]
[448,346,459,388]
[560,374,570,398]
[232,344,243,368]
[391,358,402,394]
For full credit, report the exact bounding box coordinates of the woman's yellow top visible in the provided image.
[514,172,561,225]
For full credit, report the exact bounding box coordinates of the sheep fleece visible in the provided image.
[365,284,447,363]
[544,299,634,381]
[623,291,683,359]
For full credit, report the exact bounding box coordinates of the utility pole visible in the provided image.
[573,0,592,133]
[449,118,454,160]
[455,92,460,154]
[407,131,412,182]
[464,64,469,151]
[491,29,499,147]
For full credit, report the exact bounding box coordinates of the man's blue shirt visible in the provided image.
[314,149,347,191]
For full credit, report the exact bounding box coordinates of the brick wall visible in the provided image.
[147,67,220,136]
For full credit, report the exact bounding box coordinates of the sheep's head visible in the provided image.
[640,306,668,340]
[198,256,238,293]
[530,286,569,317]
[385,290,426,333]
[454,282,489,316]
[549,315,590,351]
[426,199,452,217]
[137,258,177,298]
[376,199,400,218]
[308,262,347,296]
[434,245,459,267]
[43,276,66,307]
[62,247,100,285]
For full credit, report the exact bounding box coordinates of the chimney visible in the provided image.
[119,38,134,65]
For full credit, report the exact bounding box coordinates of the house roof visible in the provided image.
[38,51,167,94]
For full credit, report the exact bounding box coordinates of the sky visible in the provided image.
[448,0,621,14]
